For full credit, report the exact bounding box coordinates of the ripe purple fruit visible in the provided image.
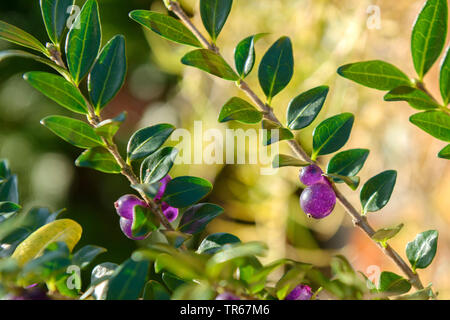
[215,292,240,300]
[285,284,313,300]
[114,194,147,220]
[300,183,336,219]
[299,164,325,186]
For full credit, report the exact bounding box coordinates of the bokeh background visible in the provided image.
[0,0,449,298]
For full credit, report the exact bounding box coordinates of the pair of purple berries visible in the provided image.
[114,175,178,240]
[299,164,336,219]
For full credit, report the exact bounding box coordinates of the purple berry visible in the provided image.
[299,164,324,186]
[114,194,147,220]
[300,183,336,219]
[161,202,178,222]
[154,175,172,201]
[119,217,148,240]
[285,284,313,300]
[215,292,240,300]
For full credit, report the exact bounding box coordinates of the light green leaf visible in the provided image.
[181,49,239,81]
[440,46,450,105]
[438,144,450,159]
[262,119,294,146]
[0,20,47,54]
[410,110,450,142]
[272,154,309,168]
[218,97,263,124]
[372,223,404,245]
[378,271,411,295]
[75,147,121,174]
[197,233,241,255]
[94,112,127,142]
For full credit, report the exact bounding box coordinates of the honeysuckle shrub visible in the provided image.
[0,0,445,300]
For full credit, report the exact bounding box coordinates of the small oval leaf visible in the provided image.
[287,86,329,130]
[75,147,121,174]
[140,147,178,184]
[40,0,74,46]
[200,0,233,42]
[406,230,438,270]
[162,176,213,208]
[360,170,397,214]
[181,49,239,81]
[410,111,450,142]
[326,149,370,180]
[127,124,175,161]
[178,203,224,234]
[234,33,266,78]
[218,97,263,124]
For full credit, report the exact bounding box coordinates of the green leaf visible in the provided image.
[275,264,312,300]
[88,35,127,112]
[0,202,21,215]
[218,97,263,124]
[129,10,201,48]
[438,144,450,159]
[161,230,192,248]
[89,262,118,287]
[41,115,104,148]
[181,49,238,81]
[272,154,309,168]
[94,112,127,142]
[178,203,224,234]
[262,120,294,146]
[234,33,266,78]
[312,113,354,158]
[162,176,213,208]
[72,245,106,269]
[131,205,159,239]
[360,170,397,214]
[40,0,74,46]
[143,280,170,300]
[326,149,370,181]
[127,124,175,161]
[287,86,329,130]
[0,175,18,204]
[106,258,149,300]
[65,0,101,85]
[372,223,404,245]
[200,0,233,42]
[410,111,450,142]
[325,173,360,191]
[258,37,294,101]
[378,271,411,295]
[162,272,186,291]
[0,20,47,54]
[406,230,438,270]
[384,86,440,110]
[24,71,88,115]
[394,285,433,300]
[75,147,121,174]
[411,0,448,79]
[197,233,241,255]
[337,60,411,90]
[440,46,450,105]
[140,147,178,184]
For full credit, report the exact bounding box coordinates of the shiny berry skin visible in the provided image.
[285,284,313,300]
[114,194,147,220]
[299,164,324,186]
[300,183,336,219]
[119,217,148,240]
[215,292,240,300]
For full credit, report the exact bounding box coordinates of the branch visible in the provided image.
[167,0,424,290]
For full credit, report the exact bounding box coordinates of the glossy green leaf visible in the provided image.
[262,120,294,146]
[440,46,450,105]
[65,0,101,84]
[234,33,266,78]
[411,0,448,79]
[24,71,88,115]
[218,97,263,124]
[75,147,121,174]
[94,112,126,142]
[337,60,411,90]
[438,144,450,159]
[372,223,404,244]
[384,86,440,110]
[200,0,233,42]
[325,173,360,191]
[197,233,241,255]
[143,280,170,300]
[178,203,224,234]
[360,170,397,214]
[312,113,354,158]
[131,205,159,239]
[0,20,47,53]
[41,115,104,148]
[326,149,370,181]
[162,176,213,208]
[181,49,238,81]
[378,271,411,295]
[72,245,106,269]
[89,262,118,288]
[272,154,309,168]
[140,147,178,184]
[0,175,18,204]
[88,35,127,111]
[258,37,294,101]
[106,258,149,300]
[127,124,175,161]
[0,201,20,216]
[287,86,329,130]
[410,111,450,142]
[129,10,201,48]
[40,0,74,46]
[406,230,438,270]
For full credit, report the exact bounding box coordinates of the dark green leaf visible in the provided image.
[200,0,233,42]
[140,147,178,184]
[88,35,127,111]
[94,112,126,142]
[0,175,18,204]
[129,10,201,48]
[127,124,175,161]
[378,271,411,295]
[0,50,69,77]
[0,202,21,215]
[440,46,450,105]
[178,203,224,234]
[162,176,213,208]
[384,86,440,110]
[337,60,411,90]
[41,115,104,148]
[143,280,170,300]
[372,223,404,244]
[262,120,294,146]
[234,33,266,78]
[326,149,370,181]
[406,230,438,270]
[181,49,238,81]
[272,154,309,168]
[258,37,294,101]
[65,0,101,84]
[24,71,88,115]
[40,0,74,46]
[72,245,106,269]
[410,111,450,142]
[360,170,397,214]
[90,262,118,288]
[197,233,241,255]
[162,272,186,291]
[411,0,448,79]
[75,147,121,174]
[0,159,11,179]
[106,258,149,300]
[438,144,450,159]
[287,86,329,130]
[394,285,433,300]
[325,173,360,190]
[312,113,354,158]
[218,97,262,124]
[0,20,47,53]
